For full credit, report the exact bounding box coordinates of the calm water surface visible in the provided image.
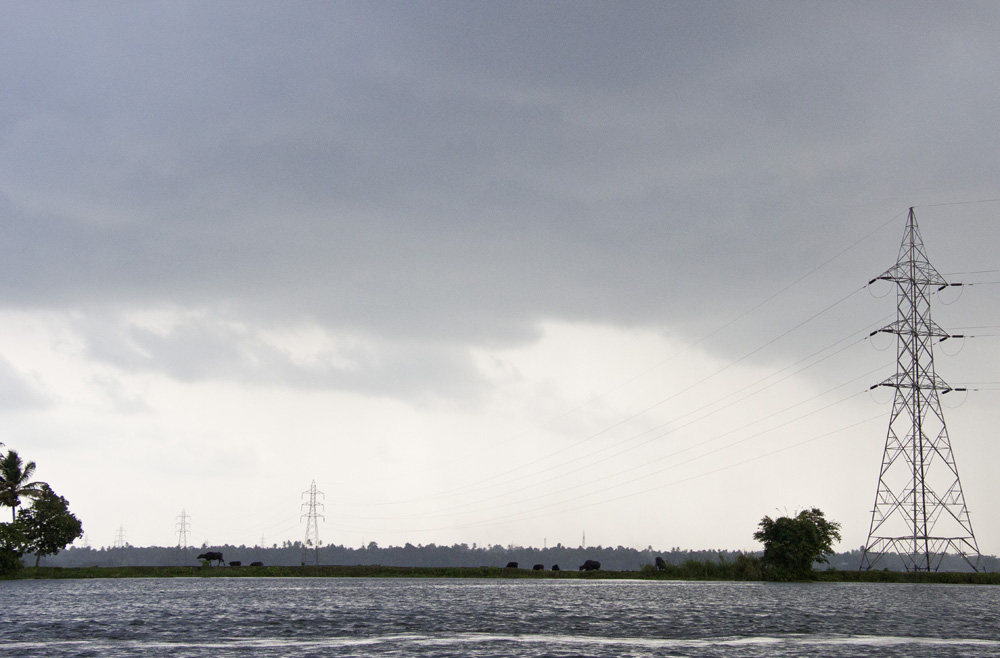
[1,578,997,657]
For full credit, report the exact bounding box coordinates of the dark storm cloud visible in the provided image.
[2,1,999,365]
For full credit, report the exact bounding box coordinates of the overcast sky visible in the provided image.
[2,1,999,556]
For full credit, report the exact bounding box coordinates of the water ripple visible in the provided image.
[2,579,998,657]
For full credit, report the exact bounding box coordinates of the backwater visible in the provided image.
[1,577,997,657]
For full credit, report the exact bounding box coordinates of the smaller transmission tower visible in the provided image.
[113,526,127,566]
[301,480,325,565]
[860,208,980,572]
[176,509,191,558]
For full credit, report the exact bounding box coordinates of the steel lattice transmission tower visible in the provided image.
[860,208,980,572]
[301,480,325,565]
[112,525,127,566]
[176,509,191,556]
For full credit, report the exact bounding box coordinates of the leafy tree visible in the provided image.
[0,520,26,575]
[0,450,47,522]
[753,508,841,580]
[15,485,84,566]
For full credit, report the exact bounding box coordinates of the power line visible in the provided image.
[223,205,995,546]
[914,197,1000,209]
[347,414,885,537]
[334,209,904,489]
[325,301,892,527]
[335,284,874,510]
[334,366,883,527]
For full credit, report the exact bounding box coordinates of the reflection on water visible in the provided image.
[2,578,998,657]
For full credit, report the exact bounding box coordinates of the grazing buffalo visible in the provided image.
[505,562,519,569]
[655,556,667,571]
[229,561,242,567]
[532,564,544,571]
[197,551,225,566]
[250,561,264,567]
[579,559,601,571]
[551,565,560,571]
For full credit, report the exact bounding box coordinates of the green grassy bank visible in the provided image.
[5,564,1000,584]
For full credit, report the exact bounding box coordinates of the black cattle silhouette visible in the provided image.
[229,561,241,567]
[250,561,264,567]
[579,559,600,571]
[551,564,560,571]
[532,564,544,571]
[505,561,518,568]
[655,556,667,571]
[197,551,225,566]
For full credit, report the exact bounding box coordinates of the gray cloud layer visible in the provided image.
[2,2,998,377]
[4,3,1000,552]
[0,357,50,411]
[78,311,487,401]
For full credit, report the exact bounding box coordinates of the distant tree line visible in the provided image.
[34,506,998,576]
[46,541,751,571]
[37,540,999,574]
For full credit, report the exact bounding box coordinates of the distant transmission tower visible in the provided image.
[176,509,191,556]
[112,525,127,565]
[860,208,980,572]
[301,480,325,565]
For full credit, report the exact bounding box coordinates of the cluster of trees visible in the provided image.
[752,509,995,576]
[754,508,841,580]
[0,445,83,574]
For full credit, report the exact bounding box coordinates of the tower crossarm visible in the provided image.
[869,320,961,341]
[869,263,953,289]
[869,373,965,393]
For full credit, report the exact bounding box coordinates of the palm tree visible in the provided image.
[0,450,47,522]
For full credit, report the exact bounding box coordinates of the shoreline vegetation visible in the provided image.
[6,563,1000,584]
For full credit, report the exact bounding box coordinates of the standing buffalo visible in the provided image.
[551,565,560,571]
[505,562,519,569]
[228,561,242,567]
[250,561,264,567]
[579,559,601,571]
[532,564,544,571]
[655,556,667,571]
[197,551,225,566]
